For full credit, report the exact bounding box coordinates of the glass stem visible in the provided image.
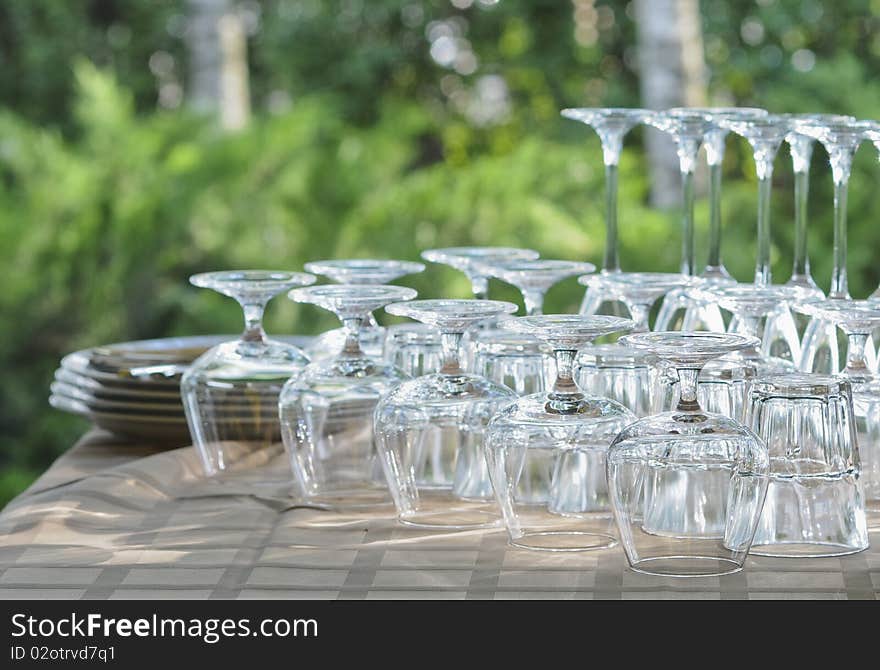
[240,301,268,343]
[603,162,620,272]
[706,161,723,270]
[522,289,545,316]
[844,331,870,379]
[677,137,699,276]
[470,275,489,300]
[789,135,814,281]
[547,348,584,413]
[729,314,762,359]
[627,302,651,333]
[341,316,364,357]
[754,174,772,287]
[675,367,701,413]
[440,331,464,374]
[829,167,851,299]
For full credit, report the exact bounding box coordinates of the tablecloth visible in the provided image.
[0,430,878,600]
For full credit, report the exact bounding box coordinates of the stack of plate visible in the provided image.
[50,335,312,444]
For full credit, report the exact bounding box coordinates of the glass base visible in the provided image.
[303,488,392,511]
[629,556,743,578]
[510,530,617,552]
[749,541,867,558]
[399,507,500,530]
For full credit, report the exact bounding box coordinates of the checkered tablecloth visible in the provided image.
[0,430,877,600]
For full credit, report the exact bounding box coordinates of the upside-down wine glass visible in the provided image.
[181,270,317,476]
[304,259,424,360]
[560,107,652,316]
[374,299,518,529]
[718,114,802,361]
[710,283,814,372]
[279,284,416,508]
[796,119,875,373]
[485,315,635,551]
[606,332,770,577]
[778,114,855,291]
[647,110,726,333]
[420,247,539,300]
[669,107,769,281]
[474,259,596,395]
[576,272,693,417]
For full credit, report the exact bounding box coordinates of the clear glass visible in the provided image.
[374,299,519,529]
[181,270,317,476]
[645,111,714,277]
[561,108,652,274]
[711,283,817,370]
[668,107,769,280]
[778,114,854,291]
[797,120,874,373]
[576,272,693,417]
[279,284,416,509]
[607,332,770,577]
[304,259,425,360]
[473,260,596,396]
[485,315,635,551]
[747,374,868,557]
[717,115,792,287]
[383,323,442,377]
[420,247,539,300]
[795,298,880,530]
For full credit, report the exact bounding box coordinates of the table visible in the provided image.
[0,430,878,600]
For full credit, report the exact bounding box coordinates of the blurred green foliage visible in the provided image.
[2,0,880,506]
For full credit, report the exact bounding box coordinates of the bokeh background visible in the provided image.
[3,0,880,505]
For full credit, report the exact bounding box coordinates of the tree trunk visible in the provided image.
[634,0,708,208]
[186,0,250,130]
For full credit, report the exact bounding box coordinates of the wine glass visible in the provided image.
[795,118,876,373]
[420,247,539,300]
[646,110,726,333]
[778,114,855,291]
[485,315,635,551]
[279,284,416,509]
[374,299,519,529]
[795,298,880,530]
[718,114,803,362]
[181,270,317,476]
[576,272,693,417]
[710,283,817,371]
[668,107,769,281]
[606,332,770,577]
[560,107,653,315]
[473,259,596,395]
[304,259,425,360]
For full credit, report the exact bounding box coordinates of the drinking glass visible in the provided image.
[485,315,635,551]
[607,332,770,577]
[668,107,769,281]
[560,107,653,315]
[795,119,875,373]
[747,373,868,557]
[795,298,880,530]
[576,272,692,417]
[181,270,317,476]
[304,259,425,360]
[420,247,539,300]
[279,284,416,509]
[374,299,518,529]
[473,260,596,395]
